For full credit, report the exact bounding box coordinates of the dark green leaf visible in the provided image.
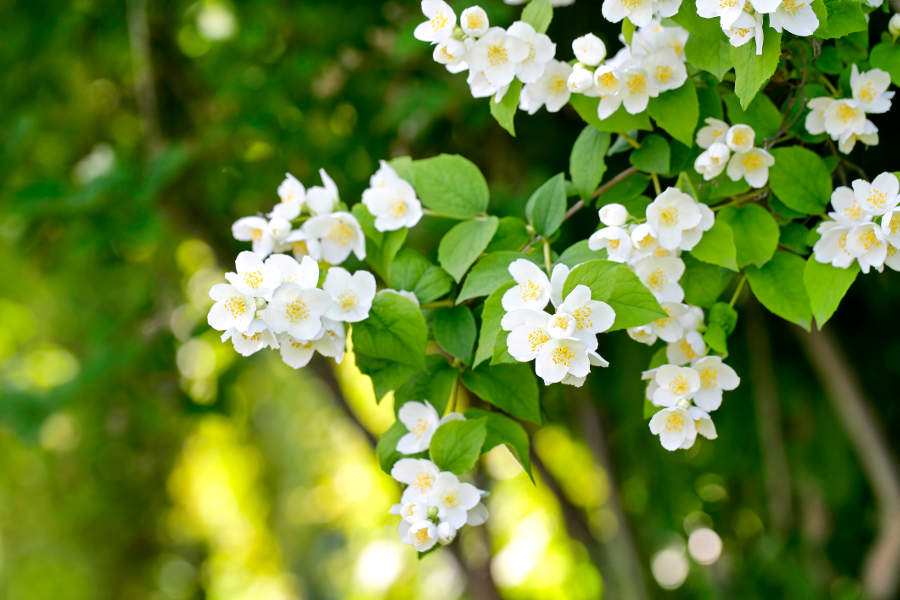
[718,204,780,268]
[410,154,490,218]
[351,292,428,368]
[870,42,900,87]
[731,28,782,109]
[569,95,654,132]
[570,126,611,201]
[804,257,859,329]
[629,134,670,174]
[682,254,724,307]
[430,418,488,475]
[689,219,739,271]
[474,282,515,367]
[486,216,530,252]
[434,306,477,363]
[438,217,500,282]
[703,302,738,355]
[769,147,832,214]
[722,91,783,139]
[355,354,418,401]
[685,35,733,81]
[390,249,453,304]
[597,172,650,207]
[525,173,567,237]
[648,84,700,146]
[780,223,810,254]
[746,250,812,330]
[395,355,459,416]
[462,363,542,424]
[465,408,533,480]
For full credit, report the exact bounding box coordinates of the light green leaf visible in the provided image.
[366,228,407,281]
[387,156,415,183]
[390,249,453,304]
[351,202,383,246]
[462,363,542,424]
[722,91,783,139]
[804,257,859,329]
[671,0,728,39]
[355,354,418,402]
[569,95,654,132]
[521,0,553,33]
[434,306,477,363]
[491,79,523,136]
[682,254,724,307]
[769,147,833,215]
[629,134,670,174]
[563,260,667,330]
[465,408,533,480]
[623,17,636,46]
[377,421,414,475]
[703,302,738,355]
[486,216,530,252]
[648,84,700,147]
[430,418,488,475]
[394,355,459,416]
[351,292,428,368]
[731,28,782,109]
[438,217,500,282]
[815,0,866,38]
[458,251,537,303]
[685,35,733,81]
[555,239,607,268]
[746,250,812,331]
[718,204,780,268]
[491,329,517,365]
[474,282,515,368]
[570,126,611,201]
[870,42,900,87]
[410,154,490,218]
[525,173,567,237]
[689,219,739,271]
[415,266,454,304]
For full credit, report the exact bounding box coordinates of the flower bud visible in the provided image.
[452,25,465,40]
[437,522,457,545]
[676,398,692,410]
[599,203,629,227]
[427,505,440,519]
[567,68,595,94]
[460,6,489,37]
[890,13,900,37]
[572,33,607,67]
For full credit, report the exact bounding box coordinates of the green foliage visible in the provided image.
[629,135,670,174]
[769,147,833,215]
[465,408,533,480]
[731,29,782,109]
[870,42,900,86]
[804,258,859,329]
[746,251,812,331]
[438,217,500,282]
[351,293,428,368]
[648,84,700,146]
[486,216,530,252]
[458,251,538,303]
[718,205,780,269]
[722,92,783,139]
[570,126,611,202]
[555,240,607,267]
[474,282,515,367]
[682,255,725,307]
[410,155,490,219]
[685,36,733,81]
[430,418,488,475]
[521,0,553,33]
[563,260,668,329]
[462,364,542,424]
[390,249,454,304]
[377,421,411,475]
[569,95,654,132]
[394,356,459,416]
[491,79,523,136]
[690,219,739,271]
[525,173,567,237]
[434,306,476,363]
[704,302,739,355]
[355,354,419,401]
[816,0,867,38]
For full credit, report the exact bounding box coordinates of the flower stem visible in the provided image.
[619,132,642,149]
[421,299,455,308]
[650,173,662,196]
[562,166,640,223]
[729,274,747,308]
[543,238,553,277]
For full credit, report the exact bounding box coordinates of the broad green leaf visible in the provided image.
[491,329,517,365]
[718,204,780,268]
[521,0,553,33]
[438,217,500,282]
[569,94,654,132]
[366,228,407,281]
[570,126,611,201]
[815,0,866,38]
[769,147,832,214]
[746,250,812,331]
[563,260,667,329]
[430,418,488,475]
[682,254,724,307]
[390,249,453,304]
[525,173,567,237]
[474,282,515,367]
[629,134,670,174]
[387,156,415,183]
[351,202,383,246]
[804,257,859,329]
[870,42,900,86]
[462,363,542,424]
[555,239,607,268]
[458,251,537,303]
[689,219,739,271]
[561,259,619,301]
[731,28,782,109]
[410,154,490,218]
[780,222,810,254]
[685,35,733,81]
[376,420,412,474]
[648,84,700,147]
[434,306,477,363]
[486,216,530,252]
[351,292,428,368]
[703,302,738,355]
[394,355,459,415]
[598,172,650,206]
[355,354,418,401]
[465,408,533,480]
[491,79,523,136]
[415,266,454,304]
[722,92,783,139]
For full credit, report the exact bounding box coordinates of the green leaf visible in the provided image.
[682,254,724,307]
[430,418,488,475]
[804,257,859,329]
[671,0,728,39]
[629,134,670,174]
[598,172,650,206]
[410,154,490,219]
[731,28,782,109]
[746,250,812,331]
[486,216,530,252]
[376,420,412,475]
[387,156,415,183]
[394,355,459,416]
[415,266,454,304]
[685,35,733,81]
[521,0,553,33]
[461,363,542,424]
[703,302,738,355]
[525,173,567,237]
[366,228,407,281]
[718,205,780,268]
[434,306,477,363]
[563,260,667,330]
[458,251,535,303]
[722,91,783,139]
[491,329,517,365]
[648,84,700,147]
[474,282,515,368]
[438,217,500,282]
[768,147,832,215]
[811,0,828,37]
[351,292,428,368]
[870,43,900,87]
[555,239,607,268]
[697,76,725,121]
[815,0,866,38]
[355,354,418,401]
[465,408,533,480]
[622,17,636,46]
[708,178,750,201]
[491,79,523,136]
[570,126,611,201]
[676,171,699,200]
[569,95,654,132]
[689,219,739,271]
[351,202,383,246]
[390,249,453,304]
[780,222,810,254]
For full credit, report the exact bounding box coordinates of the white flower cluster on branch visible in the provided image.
[697,0,819,55]
[694,120,774,188]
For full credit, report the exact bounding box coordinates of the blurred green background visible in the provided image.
[4,0,900,598]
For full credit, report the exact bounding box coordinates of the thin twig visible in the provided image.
[562,166,639,222]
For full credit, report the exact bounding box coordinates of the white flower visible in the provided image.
[891,13,900,37]
[277,331,339,369]
[535,337,590,385]
[460,6,489,37]
[265,253,320,287]
[599,203,630,227]
[680,407,718,448]
[225,251,282,299]
[429,472,482,528]
[391,458,440,502]
[399,501,429,525]
[697,0,745,28]
[414,0,456,44]
[396,401,441,454]
[649,406,697,451]
[690,356,740,411]
[503,309,552,362]
[467,502,490,526]
[208,283,256,332]
[828,186,871,228]
[322,267,376,322]
[270,173,305,220]
[642,48,687,92]
[813,222,855,269]
[602,0,653,27]
[572,33,607,66]
[550,263,570,308]
[724,11,764,55]
[266,282,332,340]
[567,67,596,94]
[693,142,731,181]
[628,324,658,345]
[846,223,887,273]
[232,215,291,259]
[467,27,530,88]
[666,330,707,365]
[561,350,609,386]
[619,67,659,114]
[635,256,685,302]
[851,65,894,114]
[557,284,616,347]
[509,21,556,83]
[362,176,423,232]
[502,259,552,311]
[436,522,457,545]
[593,65,623,97]
[679,203,715,251]
[433,37,470,74]
[837,120,879,154]
[405,520,439,552]
[725,124,755,153]
[696,118,730,148]
[769,0,819,36]
[222,317,279,357]
[823,99,867,141]
[632,21,689,58]
[306,169,340,216]
[281,229,321,261]
[303,211,366,264]
[589,226,635,262]
[726,147,775,188]
[644,302,691,343]
[646,188,703,250]
[882,209,900,247]
[651,364,701,406]
[467,69,509,99]
[520,60,573,114]
[852,172,900,216]
[886,244,900,271]
[630,222,661,258]
[804,97,833,135]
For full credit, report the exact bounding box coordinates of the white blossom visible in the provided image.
[306,169,340,216]
[691,356,741,411]
[556,284,616,349]
[322,267,376,322]
[646,187,703,250]
[828,186,871,228]
[225,250,282,300]
[232,215,291,259]
[281,229,320,261]
[509,21,556,83]
[649,406,696,451]
[222,317,279,357]
[813,222,855,269]
[208,283,256,332]
[697,0,746,28]
[804,97,833,135]
[266,282,332,340]
[392,458,441,503]
[882,209,900,247]
[726,147,775,188]
[696,118,730,148]
[430,472,482,528]
[837,120,879,154]
[652,364,701,406]
[725,124,755,153]
[568,66,597,94]
[572,33,607,66]
[414,0,456,44]
[303,211,366,264]
[535,337,591,385]
[396,401,441,455]
[694,142,731,181]
[851,65,894,114]
[846,222,888,273]
[852,172,900,216]
[599,203,630,227]
[620,67,659,114]
[769,0,819,37]
[549,263,571,308]
[635,256,685,302]
[405,521,439,552]
[277,331,338,369]
[641,48,687,92]
[436,522,458,545]
[468,27,530,88]
[823,99,867,141]
[265,253,320,288]
[503,309,552,362]
[589,226,635,262]
[433,38,470,74]
[270,173,305,220]
[460,6,489,37]
[602,0,654,27]
[520,60,573,114]
[679,203,715,251]
[593,65,623,97]
[362,166,423,231]
[502,259,552,311]
[666,330,707,365]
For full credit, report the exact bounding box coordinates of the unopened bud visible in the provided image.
[676,398,692,410]
[572,33,607,67]
[437,522,457,545]
[890,13,900,37]
[599,203,630,227]
[567,68,595,94]
[427,505,439,519]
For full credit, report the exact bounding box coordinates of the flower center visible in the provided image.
[599,72,618,88]
[665,413,684,432]
[627,74,646,95]
[781,0,800,15]
[646,268,667,291]
[573,307,593,331]
[225,296,246,318]
[859,229,879,250]
[338,290,359,311]
[244,270,263,289]
[859,82,875,102]
[441,490,461,508]
[679,339,697,359]
[844,201,863,221]
[431,11,448,32]
[700,368,718,389]
[659,206,679,227]
[549,75,566,94]
[415,528,432,544]
[251,228,263,242]
[890,214,900,234]
[487,44,508,67]
[836,105,858,124]
[520,279,541,302]
[529,330,550,351]
[388,199,408,218]
[655,65,673,84]
[412,471,433,493]
[868,190,887,208]
[552,346,575,366]
[608,238,621,249]
[328,222,354,246]
[732,130,748,146]
[669,375,690,396]
[291,240,308,256]
[742,154,763,172]
[287,300,309,323]
[467,13,484,31]
[291,340,313,349]
[412,418,429,439]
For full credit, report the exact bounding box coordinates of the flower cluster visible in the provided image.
[805,65,893,154]
[565,22,690,120]
[694,119,775,188]
[697,0,819,56]
[813,172,900,274]
[388,402,489,551]
[602,0,682,27]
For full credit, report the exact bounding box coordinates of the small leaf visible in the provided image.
[438,217,500,282]
[570,126,611,202]
[352,292,428,368]
[430,418,488,475]
[390,249,453,304]
[629,134,670,174]
[682,254,724,307]
[648,84,700,147]
[521,0,553,33]
[490,79,523,136]
[815,0,866,39]
[474,282,515,368]
[376,420,412,474]
[722,91,783,139]
[555,239,607,267]
[803,257,859,329]
[462,363,542,424]
[569,95,653,132]
[870,42,900,87]
[525,173,567,237]
[703,302,738,355]
[768,147,833,215]
[689,219,739,271]
[622,18,636,46]
[434,306,477,363]
[685,35,733,81]
[458,251,538,303]
[415,266,454,304]
[731,28,782,109]
[465,408,533,480]
[563,260,667,329]
[486,216,530,252]
[746,250,812,331]
[395,355,459,416]
[718,204,780,268]
[355,354,418,402]
[410,154,490,218]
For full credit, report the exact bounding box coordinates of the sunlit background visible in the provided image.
[3,0,900,598]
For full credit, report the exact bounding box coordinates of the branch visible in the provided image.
[562,166,639,223]
[309,356,377,448]
[126,0,164,156]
